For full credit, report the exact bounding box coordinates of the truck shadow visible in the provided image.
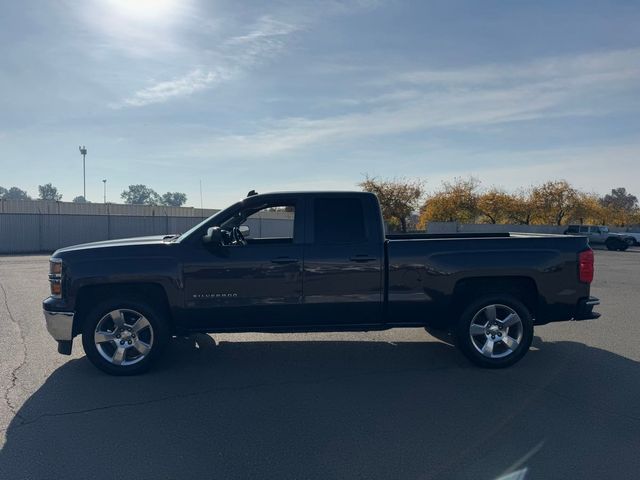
[1,335,639,480]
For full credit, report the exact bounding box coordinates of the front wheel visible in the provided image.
[82,298,169,375]
[454,294,534,368]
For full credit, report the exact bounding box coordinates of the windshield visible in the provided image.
[175,200,242,242]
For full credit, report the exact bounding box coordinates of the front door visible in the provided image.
[181,197,304,329]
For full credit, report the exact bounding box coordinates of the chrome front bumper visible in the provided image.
[43,310,74,341]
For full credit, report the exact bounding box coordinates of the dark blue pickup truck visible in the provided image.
[44,191,599,375]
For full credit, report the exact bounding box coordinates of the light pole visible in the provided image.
[102,179,107,203]
[79,146,87,200]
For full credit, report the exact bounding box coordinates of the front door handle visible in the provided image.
[349,255,377,263]
[271,257,299,264]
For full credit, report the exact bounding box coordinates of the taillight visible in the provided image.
[579,249,594,283]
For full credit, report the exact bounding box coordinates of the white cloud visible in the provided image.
[225,16,300,47]
[190,48,640,157]
[114,69,229,108]
[114,15,301,108]
[426,143,640,196]
[384,48,640,88]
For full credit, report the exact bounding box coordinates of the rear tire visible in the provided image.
[81,297,170,375]
[454,294,534,368]
[606,238,627,251]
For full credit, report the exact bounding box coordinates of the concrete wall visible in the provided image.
[0,213,294,254]
[0,198,219,217]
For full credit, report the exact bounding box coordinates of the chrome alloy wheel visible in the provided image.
[469,304,524,359]
[94,309,154,366]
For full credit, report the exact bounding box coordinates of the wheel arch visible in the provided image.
[451,276,539,319]
[73,282,174,336]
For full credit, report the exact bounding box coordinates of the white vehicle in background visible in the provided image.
[563,225,634,251]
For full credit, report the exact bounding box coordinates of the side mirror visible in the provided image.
[203,226,222,245]
[239,225,250,237]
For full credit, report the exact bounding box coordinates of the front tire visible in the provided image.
[454,294,534,368]
[81,298,169,375]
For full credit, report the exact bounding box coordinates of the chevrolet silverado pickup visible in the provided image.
[43,191,600,375]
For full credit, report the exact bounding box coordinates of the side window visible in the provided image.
[314,198,366,244]
[242,205,295,240]
[567,226,579,233]
[579,226,588,233]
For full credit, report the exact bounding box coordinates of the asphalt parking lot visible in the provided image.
[0,249,639,479]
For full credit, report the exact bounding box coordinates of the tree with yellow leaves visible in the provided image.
[477,188,516,224]
[530,180,579,225]
[359,176,424,232]
[418,177,480,227]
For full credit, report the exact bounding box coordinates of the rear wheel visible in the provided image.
[82,298,169,375]
[454,294,533,368]
[606,238,627,251]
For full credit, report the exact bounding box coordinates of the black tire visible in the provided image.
[82,297,170,375]
[605,238,619,251]
[454,294,534,368]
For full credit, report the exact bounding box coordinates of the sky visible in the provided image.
[0,0,639,208]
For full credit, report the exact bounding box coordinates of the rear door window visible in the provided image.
[313,198,367,244]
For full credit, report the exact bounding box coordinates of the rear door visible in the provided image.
[301,194,384,326]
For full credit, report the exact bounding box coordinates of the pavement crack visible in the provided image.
[0,281,28,425]
[10,364,456,430]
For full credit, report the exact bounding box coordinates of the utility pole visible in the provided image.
[79,146,87,200]
[102,179,107,203]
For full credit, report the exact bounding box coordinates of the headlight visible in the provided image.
[49,258,63,298]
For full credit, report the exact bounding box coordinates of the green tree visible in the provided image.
[600,187,638,226]
[160,192,187,207]
[38,183,62,201]
[120,185,160,205]
[0,186,7,198]
[359,176,425,232]
[3,187,31,200]
[601,187,638,212]
[72,196,88,203]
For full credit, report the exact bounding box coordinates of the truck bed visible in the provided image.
[384,233,591,326]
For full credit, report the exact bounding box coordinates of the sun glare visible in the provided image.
[103,0,179,22]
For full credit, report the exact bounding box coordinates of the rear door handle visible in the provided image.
[349,255,377,263]
[271,257,299,264]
